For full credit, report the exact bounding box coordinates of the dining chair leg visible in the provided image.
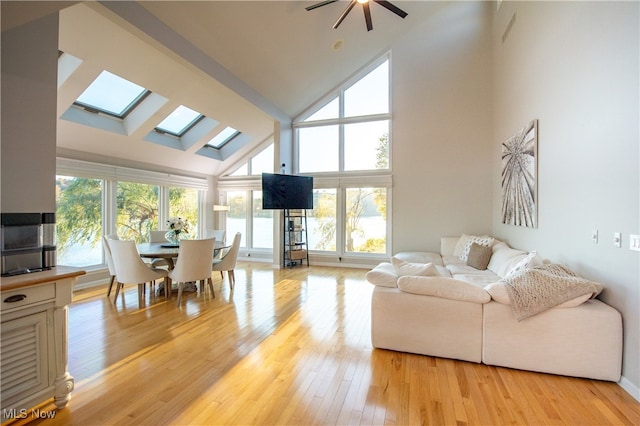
[207,277,215,298]
[229,270,235,289]
[176,282,183,305]
[164,277,171,300]
[220,271,224,279]
[113,282,122,303]
[107,275,116,297]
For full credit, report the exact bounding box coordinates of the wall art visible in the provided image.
[501,119,538,227]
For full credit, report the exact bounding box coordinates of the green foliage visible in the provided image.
[56,177,102,255]
[117,182,159,242]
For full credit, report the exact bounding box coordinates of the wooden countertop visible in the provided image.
[0,266,86,291]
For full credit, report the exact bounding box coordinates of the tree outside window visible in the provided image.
[56,176,103,267]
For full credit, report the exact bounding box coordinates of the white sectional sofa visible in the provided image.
[366,235,623,382]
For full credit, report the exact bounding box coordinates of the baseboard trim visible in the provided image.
[619,375,640,402]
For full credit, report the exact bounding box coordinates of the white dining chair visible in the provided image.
[149,230,168,243]
[102,235,118,297]
[148,230,172,269]
[212,232,241,290]
[168,238,216,305]
[107,239,168,303]
[206,229,226,243]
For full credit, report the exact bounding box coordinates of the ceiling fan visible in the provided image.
[306,0,408,32]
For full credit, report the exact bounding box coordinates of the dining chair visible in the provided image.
[107,239,168,303]
[149,230,168,243]
[168,238,216,305]
[206,229,226,243]
[212,232,241,290]
[102,235,118,297]
[148,230,172,269]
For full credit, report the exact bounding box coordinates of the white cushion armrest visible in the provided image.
[485,282,593,307]
[366,262,398,287]
[397,276,491,303]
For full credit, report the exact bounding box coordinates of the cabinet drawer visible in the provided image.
[1,284,55,311]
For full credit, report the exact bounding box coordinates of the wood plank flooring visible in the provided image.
[8,262,640,425]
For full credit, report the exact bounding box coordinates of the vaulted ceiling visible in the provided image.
[4,1,444,177]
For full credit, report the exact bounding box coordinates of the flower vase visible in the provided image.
[165,231,182,245]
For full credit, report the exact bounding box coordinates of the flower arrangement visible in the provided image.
[165,216,190,242]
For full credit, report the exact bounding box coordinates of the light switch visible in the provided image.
[591,230,598,244]
[630,234,640,252]
[614,232,622,248]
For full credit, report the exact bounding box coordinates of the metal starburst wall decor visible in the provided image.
[501,119,538,227]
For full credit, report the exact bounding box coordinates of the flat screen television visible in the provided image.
[262,173,313,210]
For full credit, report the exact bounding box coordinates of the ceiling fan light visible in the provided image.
[357,0,369,4]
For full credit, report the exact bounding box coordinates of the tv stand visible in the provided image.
[283,209,309,268]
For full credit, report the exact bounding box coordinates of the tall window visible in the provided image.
[226,191,247,248]
[117,182,159,242]
[345,188,386,253]
[252,191,273,249]
[296,58,390,174]
[308,189,337,251]
[293,55,392,259]
[169,187,198,235]
[56,176,103,267]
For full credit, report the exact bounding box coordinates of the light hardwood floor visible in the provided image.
[10,262,640,425]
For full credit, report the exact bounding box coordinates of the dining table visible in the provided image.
[136,241,229,270]
[136,241,230,295]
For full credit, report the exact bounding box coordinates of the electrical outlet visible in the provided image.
[591,230,598,244]
[614,232,622,248]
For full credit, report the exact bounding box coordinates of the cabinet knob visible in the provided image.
[4,294,27,303]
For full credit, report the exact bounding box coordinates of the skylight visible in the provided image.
[155,105,204,137]
[206,127,240,148]
[74,70,149,118]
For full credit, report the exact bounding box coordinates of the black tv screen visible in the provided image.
[262,173,313,210]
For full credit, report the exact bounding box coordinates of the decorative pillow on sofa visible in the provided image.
[466,243,493,270]
[505,250,544,277]
[457,235,495,261]
[486,242,527,277]
[391,257,438,277]
[397,276,491,303]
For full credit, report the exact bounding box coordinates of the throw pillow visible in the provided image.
[452,234,471,257]
[505,250,544,277]
[391,257,438,277]
[459,235,495,261]
[466,243,492,270]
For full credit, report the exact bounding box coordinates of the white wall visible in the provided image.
[1,14,59,213]
[391,1,494,253]
[492,1,639,395]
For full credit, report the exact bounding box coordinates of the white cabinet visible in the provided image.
[0,267,83,421]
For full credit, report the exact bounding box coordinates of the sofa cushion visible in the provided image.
[466,243,492,270]
[446,263,498,276]
[392,251,444,266]
[453,274,501,287]
[365,262,398,287]
[397,276,491,303]
[391,257,439,277]
[487,242,528,277]
[485,281,593,307]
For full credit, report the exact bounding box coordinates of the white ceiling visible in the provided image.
[7,1,443,177]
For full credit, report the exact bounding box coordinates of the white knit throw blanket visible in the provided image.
[501,263,603,321]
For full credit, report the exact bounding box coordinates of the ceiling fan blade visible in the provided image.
[305,0,339,11]
[363,2,373,31]
[373,0,408,19]
[333,0,357,29]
